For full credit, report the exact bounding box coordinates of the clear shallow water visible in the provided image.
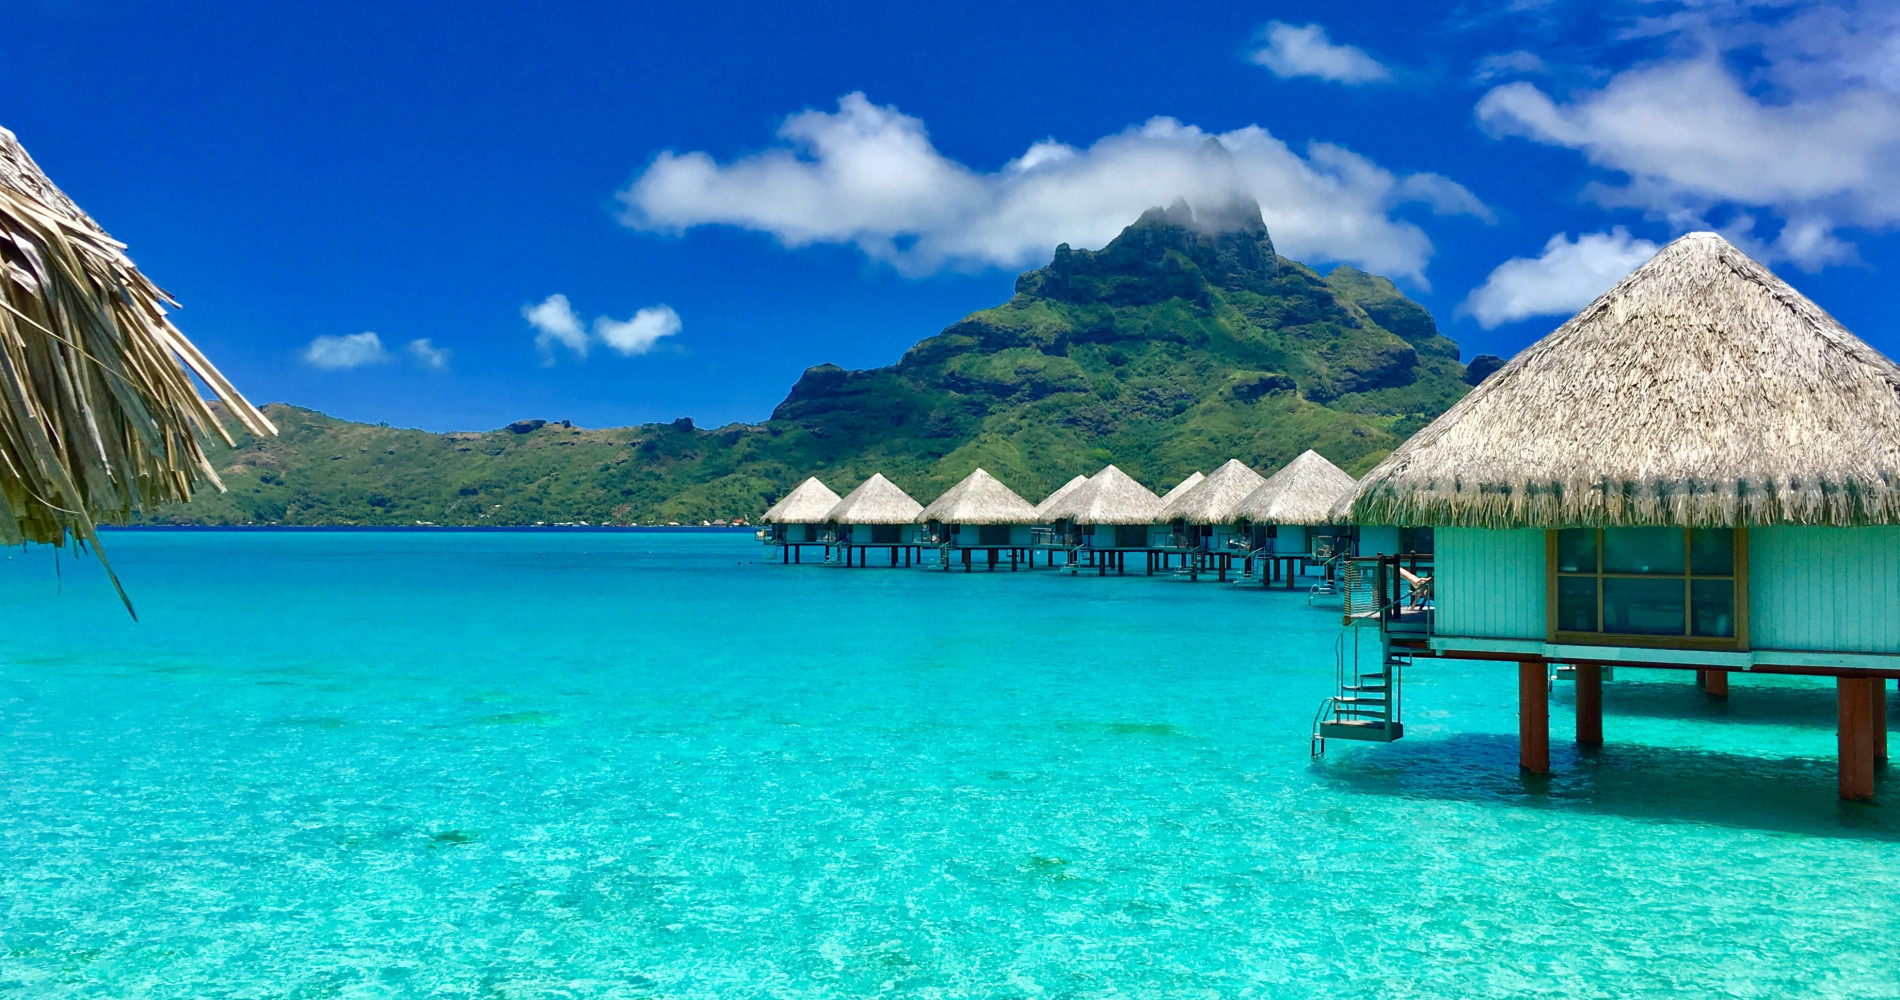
[0,530,1896,998]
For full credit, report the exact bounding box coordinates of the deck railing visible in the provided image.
[1342,553,1434,633]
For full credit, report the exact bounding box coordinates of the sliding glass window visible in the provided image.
[1552,528,1741,645]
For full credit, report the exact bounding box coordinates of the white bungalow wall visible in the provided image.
[1358,526,1402,556]
[946,524,1035,546]
[1087,526,1150,549]
[1748,526,1900,654]
[847,524,918,545]
[1434,527,1547,641]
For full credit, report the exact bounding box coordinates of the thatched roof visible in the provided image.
[1,127,273,605]
[1162,459,1268,523]
[1042,464,1164,524]
[761,477,839,523]
[1033,474,1089,520]
[825,473,923,524]
[1348,232,1900,528]
[917,468,1038,524]
[1157,471,1205,508]
[1235,450,1356,525]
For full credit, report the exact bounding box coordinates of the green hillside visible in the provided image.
[147,199,1470,526]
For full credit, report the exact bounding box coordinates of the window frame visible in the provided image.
[1544,527,1749,651]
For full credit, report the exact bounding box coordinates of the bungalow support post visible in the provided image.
[1838,677,1879,801]
[1876,679,1889,766]
[1575,663,1602,747]
[1519,661,1550,775]
[1699,669,1729,699]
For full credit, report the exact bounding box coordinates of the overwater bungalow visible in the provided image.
[1146,471,1204,571]
[1034,474,1089,521]
[1041,464,1165,574]
[1029,473,1089,557]
[1156,471,1204,509]
[760,477,841,563]
[917,468,1040,571]
[823,473,925,567]
[1159,459,1266,580]
[1232,450,1357,587]
[1325,232,1900,801]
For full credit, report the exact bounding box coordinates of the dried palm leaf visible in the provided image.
[0,127,274,612]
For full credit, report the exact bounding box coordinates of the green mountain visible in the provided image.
[147,199,1469,526]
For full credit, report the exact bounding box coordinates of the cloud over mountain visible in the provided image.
[619,93,1487,282]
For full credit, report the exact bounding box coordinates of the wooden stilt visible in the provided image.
[1704,669,1729,699]
[1575,663,1602,746]
[1875,677,1889,766]
[1519,661,1550,775]
[1838,677,1877,801]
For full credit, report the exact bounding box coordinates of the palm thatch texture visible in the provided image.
[1033,474,1089,521]
[1346,232,1900,528]
[1161,459,1267,523]
[825,473,923,524]
[0,127,273,608]
[1235,450,1356,525]
[917,468,1038,525]
[1042,464,1164,525]
[1157,471,1204,509]
[761,477,840,523]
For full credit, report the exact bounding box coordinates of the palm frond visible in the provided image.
[0,127,274,609]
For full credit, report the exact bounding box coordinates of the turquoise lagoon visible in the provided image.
[0,530,1896,997]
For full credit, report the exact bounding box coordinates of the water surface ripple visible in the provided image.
[0,531,1895,997]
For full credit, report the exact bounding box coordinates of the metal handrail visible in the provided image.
[1312,590,1413,754]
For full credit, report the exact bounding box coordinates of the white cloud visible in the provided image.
[301,331,390,370]
[595,305,681,356]
[1474,8,1900,270]
[524,293,589,363]
[1461,228,1659,328]
[528,295,681,362]
[405,338,451,370]
[619,93,1487,282]
[1248,22,1392,85]
[1472,50,1547,84]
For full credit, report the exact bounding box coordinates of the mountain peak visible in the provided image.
[1016,196,1278,306]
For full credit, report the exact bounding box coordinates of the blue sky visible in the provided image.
[7,1,1897,431]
